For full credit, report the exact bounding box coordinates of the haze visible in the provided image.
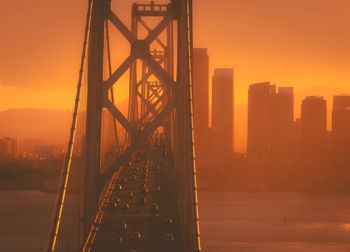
[1,0,350,151]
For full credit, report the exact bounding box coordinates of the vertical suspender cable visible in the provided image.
[46,1,94,251]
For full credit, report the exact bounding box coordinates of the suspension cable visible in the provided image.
[46,1,94,251]
[186,0,201,250]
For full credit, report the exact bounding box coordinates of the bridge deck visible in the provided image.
[89,153,182,251]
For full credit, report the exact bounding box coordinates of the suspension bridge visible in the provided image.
[47,0,201,251]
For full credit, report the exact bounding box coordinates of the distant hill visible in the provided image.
[0,108,71,150]
[0,101,130,152]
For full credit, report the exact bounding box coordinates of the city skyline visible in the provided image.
[0,76,348,153]
[2,1,350,251]
[1,1,350,153]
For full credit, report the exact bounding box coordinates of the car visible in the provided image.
[117,222,127,231]
[163,233,174,241]
[150,203,159,215]
[153,186,161,192]
[131,232,142,240]
[122,204,130,210]
[114,198,120,207]
[163,217,173,225]
[113,236,123,246]
[138,197,146,205]
[139,183,147,189]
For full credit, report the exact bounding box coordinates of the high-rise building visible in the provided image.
[247,83,294,162]
[0,137,18,160]
[193,48,210,162]
[270,87,294,161]
[332,95,350,160]
[247,82,273,161]
[300,96,327,160]
[211,68,234,161]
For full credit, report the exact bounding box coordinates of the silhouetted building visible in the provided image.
[211,68,234,161]
[247,83,294,162]
[0,137,18,160]
[247,82,272,161]
[332,95,350,161]
[193,48,210,162]
[300,96,327,161]
[293,118,301,153]
[270,87,294,162]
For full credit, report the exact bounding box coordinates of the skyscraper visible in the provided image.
[193,48,209,162]
[270,87,294,161]
[300,96,327,160]
[211,68,234,161]
[332,95,350,160]
[247,83,294,162]
[247,82,274,161]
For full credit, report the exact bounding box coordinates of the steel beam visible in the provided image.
[83,0,107,240]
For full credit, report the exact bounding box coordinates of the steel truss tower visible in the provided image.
[48,0,200,251]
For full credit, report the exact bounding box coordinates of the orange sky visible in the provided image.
[1,0,350,152]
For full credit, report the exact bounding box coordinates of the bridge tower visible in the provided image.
[48,0,200,251]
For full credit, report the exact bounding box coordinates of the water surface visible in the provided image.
[2,191,350,251]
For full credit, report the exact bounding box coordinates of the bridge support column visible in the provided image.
[84,0,108,240]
